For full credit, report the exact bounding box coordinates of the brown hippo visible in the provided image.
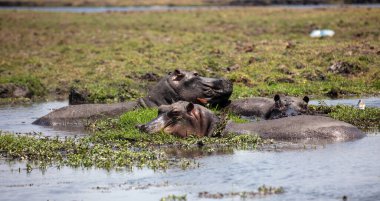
[226,95,310,119]
[139,101,365,143]
[33,70,232,126]
[138,101,219,137]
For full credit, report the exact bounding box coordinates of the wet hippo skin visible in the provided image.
[140,101,365,143]
[224,115,365,143]
[33,70,232,126]
[227,95,309,119]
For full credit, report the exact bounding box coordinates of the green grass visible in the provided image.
[160,194,187,201]
[310,105,380,129]
[0,108,261,171]
[0,7,379,103]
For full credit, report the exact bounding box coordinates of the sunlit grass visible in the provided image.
[0,7,379,103]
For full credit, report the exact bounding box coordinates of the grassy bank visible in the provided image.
[0,108,262,171]
[0,7,379,104]
[310,104,380,130]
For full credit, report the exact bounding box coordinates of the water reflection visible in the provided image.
[1,135,379,201]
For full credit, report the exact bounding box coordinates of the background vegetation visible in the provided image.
[1,7,379,104]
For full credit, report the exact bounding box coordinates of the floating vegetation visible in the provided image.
[160,194,187,201]
[0,108,261,171]
[198,185,285,199]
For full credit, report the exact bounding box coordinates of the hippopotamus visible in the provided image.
[33,70,232,126]
[226,95,310,119]
[139,101,365,143]
[138,101,219,137]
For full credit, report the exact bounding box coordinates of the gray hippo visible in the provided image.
[33,70,232,126]
[226,95,310,119]
[139,101,365,143]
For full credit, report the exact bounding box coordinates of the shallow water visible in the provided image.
[309,97,380,108]
[0,101,88,137]
[1,135,379,201]
[0,4,379,13]
[0,99,379,200]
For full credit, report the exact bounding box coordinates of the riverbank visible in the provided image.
[1,7,379,104]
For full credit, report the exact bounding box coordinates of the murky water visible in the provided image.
[0,97,379,200]
[1,135,379,201]
[0,4,379,13]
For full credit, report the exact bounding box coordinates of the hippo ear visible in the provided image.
[172,69,185,81]
[173,69,181,75]
[303,96,310,104]
[274,94,281,102]
[186,102,195,114]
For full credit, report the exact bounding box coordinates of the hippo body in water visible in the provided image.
[139,101,365,143]
[227,95,310,119]
[224,115,364,143]
[33,70,232,126]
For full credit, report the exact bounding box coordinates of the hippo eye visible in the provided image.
[193,72,199,76]
[167,110,181,118]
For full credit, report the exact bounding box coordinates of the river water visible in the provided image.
[0,4,380,13]
[1,135,380,201]
[0,97,379,200]
[0,100,88,137]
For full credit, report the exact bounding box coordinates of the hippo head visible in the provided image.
[266,95,309,119]
[143,70,233,107]
[138,101,219,137]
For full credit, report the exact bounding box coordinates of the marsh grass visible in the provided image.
[0,7,379,103]
[309,105,380,129]
[0,108,261,171]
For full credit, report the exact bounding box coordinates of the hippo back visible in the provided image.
[227,95,309,119]
[225,115,365,143]
[33,101,139,126]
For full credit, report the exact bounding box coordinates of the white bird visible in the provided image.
[357,99,365,110]
[310,29,335,38]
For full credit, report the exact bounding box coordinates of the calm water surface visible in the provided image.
[1,135,379,201]
[0,101,88,137]
[0,98,379,200]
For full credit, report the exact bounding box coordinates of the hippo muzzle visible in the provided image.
[198,77,233,106]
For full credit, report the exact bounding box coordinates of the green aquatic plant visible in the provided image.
[160,194,187,201]
[0,108,261,171]
[309,104,380,129]
[198,185,285,199]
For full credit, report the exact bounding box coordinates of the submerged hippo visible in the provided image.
[227,95,310,119]
[33,70,232,126]
[139,101,365,143]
